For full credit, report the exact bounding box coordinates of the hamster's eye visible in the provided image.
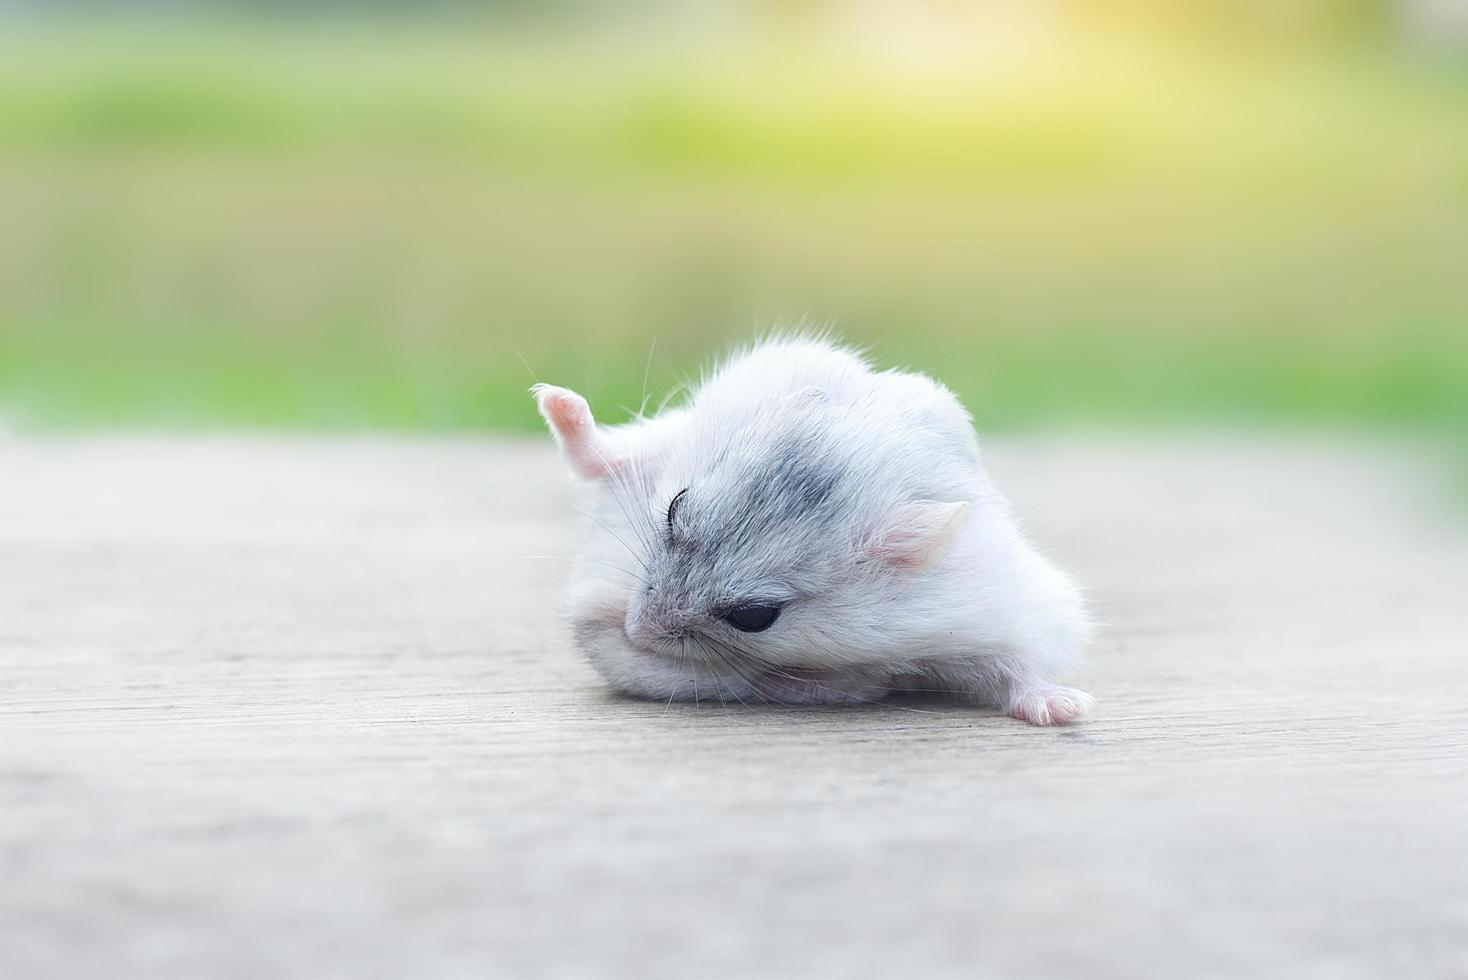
[722,603,781,633]
[666,488,689,536]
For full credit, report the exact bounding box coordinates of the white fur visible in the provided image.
[534,337,1094,725]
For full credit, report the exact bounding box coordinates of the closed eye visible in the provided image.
[721,603,781,633]
[666,487,688,539]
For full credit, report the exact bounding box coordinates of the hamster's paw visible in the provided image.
[1007,683,1095,726]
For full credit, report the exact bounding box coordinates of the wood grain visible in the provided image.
[1,435,1465,979]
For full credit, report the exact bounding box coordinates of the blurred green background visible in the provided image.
[0,1,1465,435]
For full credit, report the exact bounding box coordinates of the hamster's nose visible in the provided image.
[624,602,689,651]
[624,614,656,649]
[624,604,660,648]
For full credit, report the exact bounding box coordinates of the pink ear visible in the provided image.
[867,500,970,571]
[531,384,620,480]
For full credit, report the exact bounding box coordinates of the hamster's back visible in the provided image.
[690,338,874,414]
[687,338,980,465]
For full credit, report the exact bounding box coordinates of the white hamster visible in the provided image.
[533,336,1094,725]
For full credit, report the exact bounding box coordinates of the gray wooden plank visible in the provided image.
[1,435,1465,979]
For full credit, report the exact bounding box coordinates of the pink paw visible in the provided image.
[1008,684,1095,726]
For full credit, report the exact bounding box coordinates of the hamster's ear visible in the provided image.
[531,383,621,480]
[866,500,969,571]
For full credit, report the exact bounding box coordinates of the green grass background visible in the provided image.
[0,27,1464,434]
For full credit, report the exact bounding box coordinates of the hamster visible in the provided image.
[532,337,1094,725]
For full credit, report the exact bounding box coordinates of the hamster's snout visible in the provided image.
[623,610,657,650]
[624,593,696,653]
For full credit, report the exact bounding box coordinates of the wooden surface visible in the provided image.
[2,435,1465,979]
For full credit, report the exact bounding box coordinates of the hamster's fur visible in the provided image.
[533,337,1094,725]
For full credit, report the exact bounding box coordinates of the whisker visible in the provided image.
[569,504,651,575]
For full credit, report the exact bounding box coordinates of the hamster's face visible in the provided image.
[619,466,848,668]
[539,380,970,673]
